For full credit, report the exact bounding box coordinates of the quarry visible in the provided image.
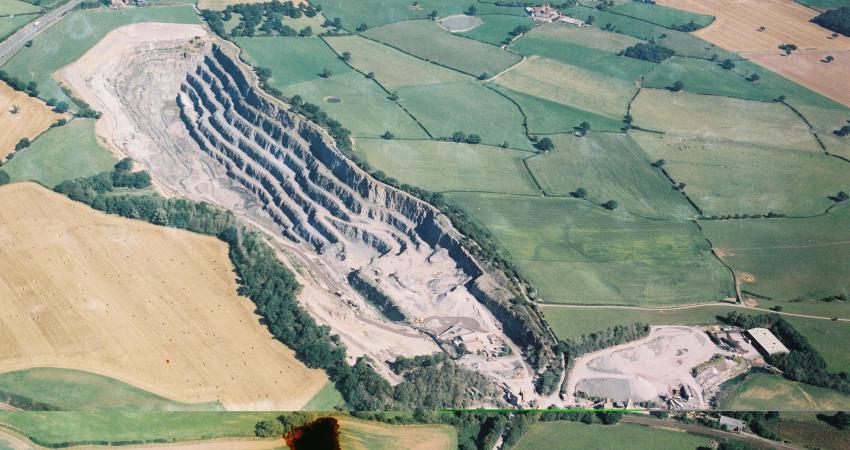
[56,22,556,406]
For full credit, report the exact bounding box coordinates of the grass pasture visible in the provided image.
[630,89,819,151]
[492,85,625,134]
[0,368,222,411]
[396,80,532,149]
[355,139,539,194]
[699,206,850,318]
[514,21,645,53]
[631,131,850,217]
[318,0,525,29]
[280,71,428,139]
[2,119,116,188]
[768,412,850,450]
[301,382,345,411]
[493,56,636,121]
[792,101,850,160]
[513,421,711,450]
[719,373,850,410]
[0,5,201,106]
[446,192,733,306]
[609,1,714,29]
[0,0,40,16]
[457,14,533,46]
[0,183,329,411]
[525,133,695,218]
[235,37,353,87]
[338,417,457,450]
[363,20,521,77]
[0,81,65,160]
[0,15,35,41]
[323,35,469,91]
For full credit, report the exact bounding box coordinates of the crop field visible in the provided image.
[280,71,428,139]
[631,132,850,217]
[355,139,539,194]
[323,35,469,91]
[0,0,40,16]
[525,133,695,218]
[513,421,711,450]
[719,373,850,410]
[493,56,636,121]
[0,368,222,411]
[318,0,525,29]
[509,27,655,82]
[0,183,329,410]
[747,49,850,108]
[0,5,201,106]
[363,20,522,77]
[395,81,533,149]
[446,192,733,306]
[458,14,533,46]
[0,411,280,446]
[630,89,819,151]
[338,417,457,450]
[658,0,850,52]
[2,119,116,188]
[235,37,353,87]
[0,81,65,160]
[699,205,850,317]
[491,85,625,134]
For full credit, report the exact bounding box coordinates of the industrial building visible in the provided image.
[746,328,790,356]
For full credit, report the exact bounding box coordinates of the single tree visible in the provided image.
[602,200,618,210]
[356,23,369,32]
[14,137,30,151]
[465,134,481,144]
[577,121,591,136]
[340,51,352,62]
[53,101,69,114]
[465,5,477,15]
[320,68,333,78]
[572,187,587,199]
[381,131,395,140]
[298,26,313,37]
[651,159,665,168]
[428,10,438,20]
[388,92,399,101]
[720,59,735,70]
[451,131,466,143]
[825,55,835,63]
[669,80,684,92]
[535,137,554,151]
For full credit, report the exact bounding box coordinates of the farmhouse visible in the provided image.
[525,5,585,25]
[746,328,790,356]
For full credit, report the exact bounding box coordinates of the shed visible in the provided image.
[719,415,747,432]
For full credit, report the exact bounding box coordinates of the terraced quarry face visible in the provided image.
[56,22,544,403]
[0,182,328,410]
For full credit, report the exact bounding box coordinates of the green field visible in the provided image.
[700,204,850,318]
[631,131,850,217]
[0,368,222,411]
[457,14,533,46]
[492,85,625,134]
[495,56,636,121]
[525,133,694,218]
[355,138,538,194]
[301,381,346,412]
[446,192,733,306]
[323,34,469,91]
[0,14,34,41]
[513,421,711,450]
[318,0,525,29]
[364,20,521,77]
[19,0,66,8]
[235,36,353,87]
[396,81,533,149]
[510,23,655,82]
[768,412,850,450]
[0,412,279,446]
[794,0,850,8]
[0,0,40,16]
[608,1,714,29]
[719,373,850,410]
[2,119,116,188]
[279,71,428,139]
[791,101,850,160]
[0,5,202,107]
[631,89,820,151]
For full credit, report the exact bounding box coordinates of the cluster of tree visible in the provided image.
[254,412,312,437]
[719,312,850,394]
[15,137,30,151]
[702,211,786,220]
[440,131,482,144]
[45,97,70,114]
[54,158,152,204]
[778,43,798,55]
[501,24,531,45]
[284,95,353,152]
[834,125,850,137]
[812,7,850,37]
[60,87,101,118]
[817,411,850,429]
[672,20,703,32]
[820,294,848,302]
[0,70,38,96]
[201,1,319,38]
[622,43,675,63]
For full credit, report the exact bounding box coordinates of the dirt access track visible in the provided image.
[0,81,66,160]
[0,182,328,410]
[659,0,850,107]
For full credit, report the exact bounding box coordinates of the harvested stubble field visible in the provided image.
[364,19,522,76]
[0,183,328,410]
[445,192,733,306]
[355,138,539,195]
[338,417,457,450]
[0,81,65,160]
[719,373,850,410]
[631,131,850,217]
[630,89,820,151]
[525,132,695,219]
[747,49,850,108]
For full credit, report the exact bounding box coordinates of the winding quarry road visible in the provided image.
[0,0,83,66]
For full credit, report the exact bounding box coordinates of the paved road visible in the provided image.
[623,415,801,450]
[0,0,83,67]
